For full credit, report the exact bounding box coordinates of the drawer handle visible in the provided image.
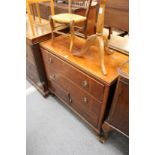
[48,58,53,64]
[82,80,88,88]
[83,97,88,103]
[50,74,56,80]
[67,93,72,103]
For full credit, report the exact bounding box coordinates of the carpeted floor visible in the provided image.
[26,81,129,155]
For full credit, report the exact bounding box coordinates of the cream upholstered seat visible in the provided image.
[52,13,86,24]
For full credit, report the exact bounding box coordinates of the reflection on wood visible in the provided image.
[40,35,129,84]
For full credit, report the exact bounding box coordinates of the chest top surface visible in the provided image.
[40,36,129,85]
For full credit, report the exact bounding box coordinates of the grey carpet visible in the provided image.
[26,81,129,155]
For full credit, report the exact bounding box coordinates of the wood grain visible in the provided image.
[40,36,129,85]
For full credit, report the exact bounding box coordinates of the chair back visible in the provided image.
[27,0,55,17]
[66,0,92,16]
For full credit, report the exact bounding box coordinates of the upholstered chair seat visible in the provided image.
[52,13,87,24]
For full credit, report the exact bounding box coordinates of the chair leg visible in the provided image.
[73,34,107,75]
[97,36,107,75]
[72,34,96,57]
[70,20,75,53]
[83,21,88,39]
[49,17,55,41]
[108,27,112,39]
[102,35,114,55]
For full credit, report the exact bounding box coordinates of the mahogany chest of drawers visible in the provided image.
[40,36,128,136]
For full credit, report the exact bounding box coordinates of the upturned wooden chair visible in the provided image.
[73,0,113,75]
[49,0,92,53]
[26,0,54,36]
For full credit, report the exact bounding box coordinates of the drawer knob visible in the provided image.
[67,93,72,103]
[82,80,88,88]
[83,97,88,103]
[50,74,56,80]
[48,58,53,64]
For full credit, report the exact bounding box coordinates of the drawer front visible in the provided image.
[46,69,101,127]
[48,78,71,105]
[41,48,105,102]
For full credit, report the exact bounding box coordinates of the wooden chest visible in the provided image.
[40,36,129,134]
[26,16,52,96]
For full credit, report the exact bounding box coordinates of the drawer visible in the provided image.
[48,79,71,105]
[47,70,101,127]
[41,48,105,102]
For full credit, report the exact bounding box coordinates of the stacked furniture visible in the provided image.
[26,0,129,142]
[49,0,93,53]
[39,36,128,140]
[30,0,97,35]
[26,16,52,96]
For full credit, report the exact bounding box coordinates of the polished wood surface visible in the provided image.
[105,0,129,32]
[40,36,128,85]
[47,70,102,127]
[41,48,105,102]
[26,15,51,96]
[40,35,128,137]
[118,60,129,78]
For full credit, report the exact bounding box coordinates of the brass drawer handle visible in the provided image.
[67,93,72,103]
[48,58,53,64]
[83,97,88,103]
[82,80,88,88]
[50,74,56,80]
